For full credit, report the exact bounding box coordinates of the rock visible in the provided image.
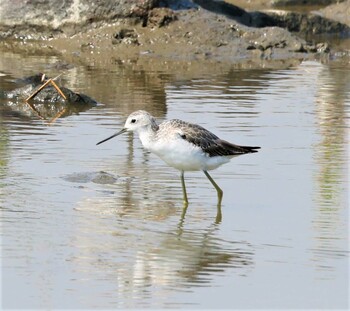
[194,0,248,17]
[245,27,305,52]
[147,8,178,28]
[191,0,350,35]
[62,171,119,184]
[112,29,140,45]
[3,73,98,105]
[158,0,198,10]
[262,10,350,35]
[0,0,158,39]
[1,73,98,120]
[271,0,343,7]
[317,0,350,27]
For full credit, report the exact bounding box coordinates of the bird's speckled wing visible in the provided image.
[160,119,260,157]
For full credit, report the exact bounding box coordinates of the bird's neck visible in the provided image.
[138,123,158,150]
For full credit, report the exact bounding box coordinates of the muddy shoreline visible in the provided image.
[0,1,349,71]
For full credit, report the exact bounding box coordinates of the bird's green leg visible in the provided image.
[203,170,223,222]
[180,170,189,205]
[203,170,223,203]
[180,170,189,221]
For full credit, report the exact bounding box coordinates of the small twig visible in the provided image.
[24,101,45,120]
[23,73,68,124]
[47,107,67,125]
[52,73,62,81]
[25,78,52,101]
[25,75,67,102]
[50,80,67,100]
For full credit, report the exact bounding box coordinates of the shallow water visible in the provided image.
[0,51,349,309]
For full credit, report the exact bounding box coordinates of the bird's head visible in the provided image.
[96,110,157,145]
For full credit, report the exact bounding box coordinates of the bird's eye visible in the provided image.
[131,119,136,124]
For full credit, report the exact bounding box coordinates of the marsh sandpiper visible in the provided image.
[97,110,260,205]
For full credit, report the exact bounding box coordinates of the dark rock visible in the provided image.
[3,74,98,106]
[264,10,350,35]
[147,8,178,27]
[193,0,252,25]
[271,0,343,7]
[14,73,47,86]
[317,0,350,27]
[1,74,98,120]
[191,0,350,35]
[112,29,140,45]
[158,0,198,10]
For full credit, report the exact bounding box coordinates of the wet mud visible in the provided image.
[0,1,349,72]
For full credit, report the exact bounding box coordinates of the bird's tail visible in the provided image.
[220,140,261,155]
[239,145,261,153]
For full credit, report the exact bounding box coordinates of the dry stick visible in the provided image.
[24,73,67,123]
[47,73,66,100]
[25,76,67,102]
[50,80,67,100]
[25,78,53,102]
[24,101,45,120]
[47,107,67,124]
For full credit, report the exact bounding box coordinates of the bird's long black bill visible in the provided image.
[96,128,127,145]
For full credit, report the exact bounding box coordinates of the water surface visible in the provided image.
[0,51,349,309]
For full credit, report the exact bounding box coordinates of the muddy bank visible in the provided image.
[0,0,349,70]
[318,0,350,26]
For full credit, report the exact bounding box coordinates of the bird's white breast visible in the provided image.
[140,130,229,171]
